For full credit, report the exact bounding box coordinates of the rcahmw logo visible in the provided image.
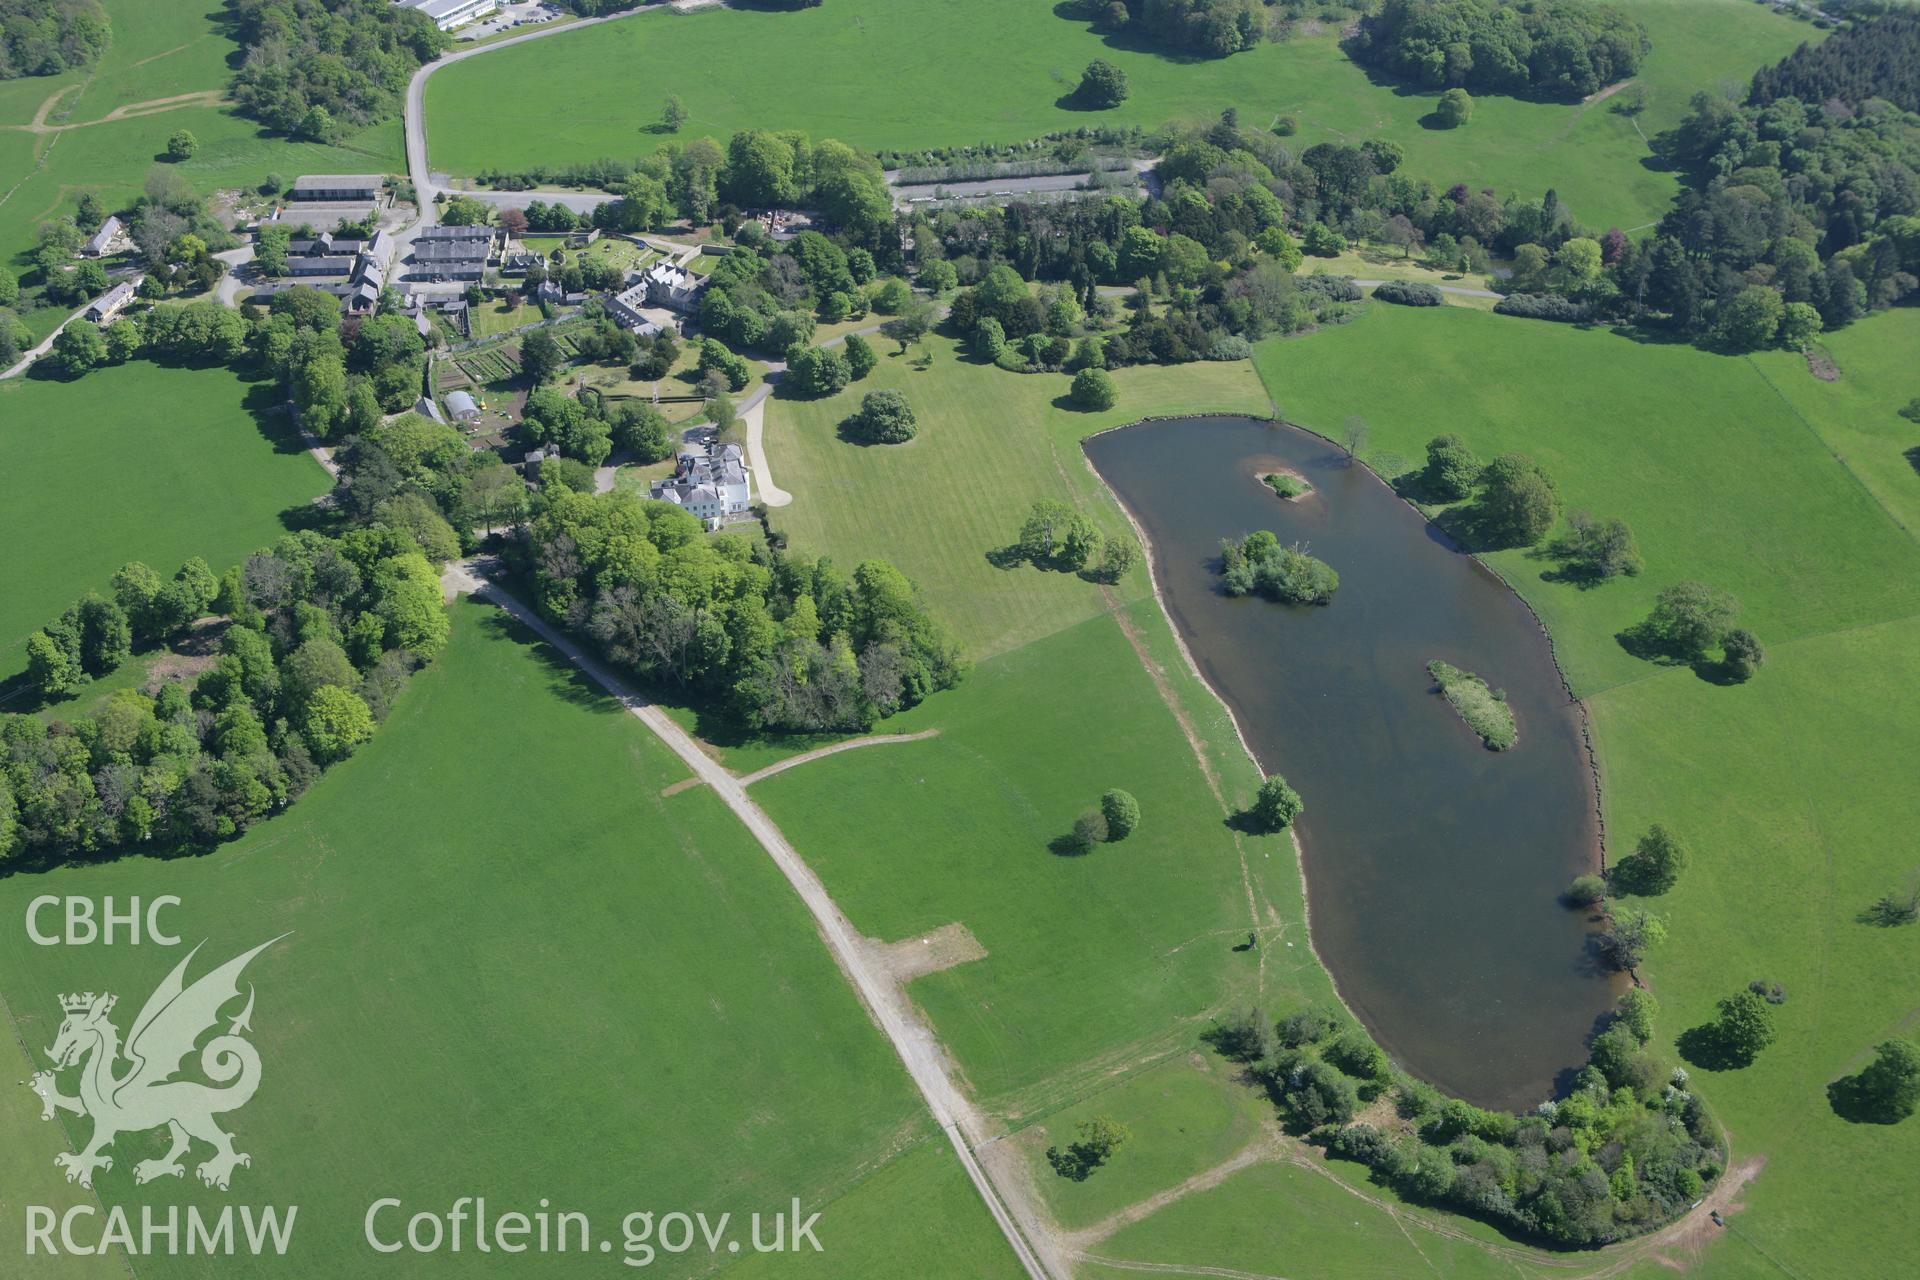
[22,936,300,1259]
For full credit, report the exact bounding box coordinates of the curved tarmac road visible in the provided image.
[442,559,1057,1280]
[401,11,638,241]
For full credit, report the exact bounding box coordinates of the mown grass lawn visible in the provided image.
[0,600,1012,1277]
[1083,1159,1537,1280]
[0,362,330,677]
[425,0,1812,233]
[755,604,1322,1115]
[1249,304,1920,1280]
[1009,1053,1269,1233]
[1748,307,1920,538]
[768,333,1269,659]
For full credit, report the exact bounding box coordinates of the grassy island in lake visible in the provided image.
[1428,659,1517,751]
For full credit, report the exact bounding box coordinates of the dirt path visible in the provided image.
[737,728,940,786]
[1064,1136,1282,1253]
[4,89,226,133]
[1583,78,1637,106]
[442,560,1062,1280]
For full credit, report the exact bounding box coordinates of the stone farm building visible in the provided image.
[81,217,121,257]
[83,279,140,325]
[604,262,705,333]
[289,174,382,203]
[410,224,497,282]
[259,229,395,313]
[650,442,753,530]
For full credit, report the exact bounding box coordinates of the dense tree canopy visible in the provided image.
[227,0,449,140]
[1077,59,1130,110]
[2,528,442,868]
[0,0,109,79]
[1075,0,1271,58]
[519,489,961,733]
[1352,0,1649,100]
[1219,531,1339,604]
[1749,12,1920,115]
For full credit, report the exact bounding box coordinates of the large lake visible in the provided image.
[1086,416,1617,1109]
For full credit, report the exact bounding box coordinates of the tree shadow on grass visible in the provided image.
[1676,1024,1755,1073]
[1048,833,1093,857]
[0,670,70,716]
[1905,445,1920,478]
[477,609,624,716]
[1221,810,1275,837]
[1825,1075,1910,1125]
[473,593,843,760]
[984,545,1027,571]
[1614,623,1740,684]
[240,380,313,458]
[1614,621,1692,666]
[1526,542,1613,591]
[1049,2,1231,67]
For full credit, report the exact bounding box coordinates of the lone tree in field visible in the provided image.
[1831,1039,1920,1123]
[1076,59,1130,109]
[1640,582,1740,662]
[1047,1114,1131,1181]
[1101,789,1140,840]
[1613,825,1688,895]
[165,129,198,161]
[844,389,917,444]
[1695,988,1777,1067]
[1863,872,1920,927]
[1436,87,1474,128]
[1250,774,1303,832]
[661,94,687,132]
[879,303,933,355]
[1016,499,1103,571]
[1070,366,1118,411]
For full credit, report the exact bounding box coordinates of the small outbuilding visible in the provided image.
[81,217,122,258]
[445,390,481,422]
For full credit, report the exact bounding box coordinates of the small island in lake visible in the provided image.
[1262,471,1312,500]
[1428,660,1517,751]
[1219,531,1339,605]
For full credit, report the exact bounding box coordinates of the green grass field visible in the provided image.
[0,362,330,677]
[426,0,1813,233]
[1081,1160,1534,1280]
[755,600,1325,1115]
[1256,306,1920,697]
[1245,305,1920,1280]
[1748,308,1920,538]
[0,600,1022,1277]
[768,333,1270,658]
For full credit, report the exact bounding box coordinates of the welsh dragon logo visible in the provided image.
[28,937,285,1191]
